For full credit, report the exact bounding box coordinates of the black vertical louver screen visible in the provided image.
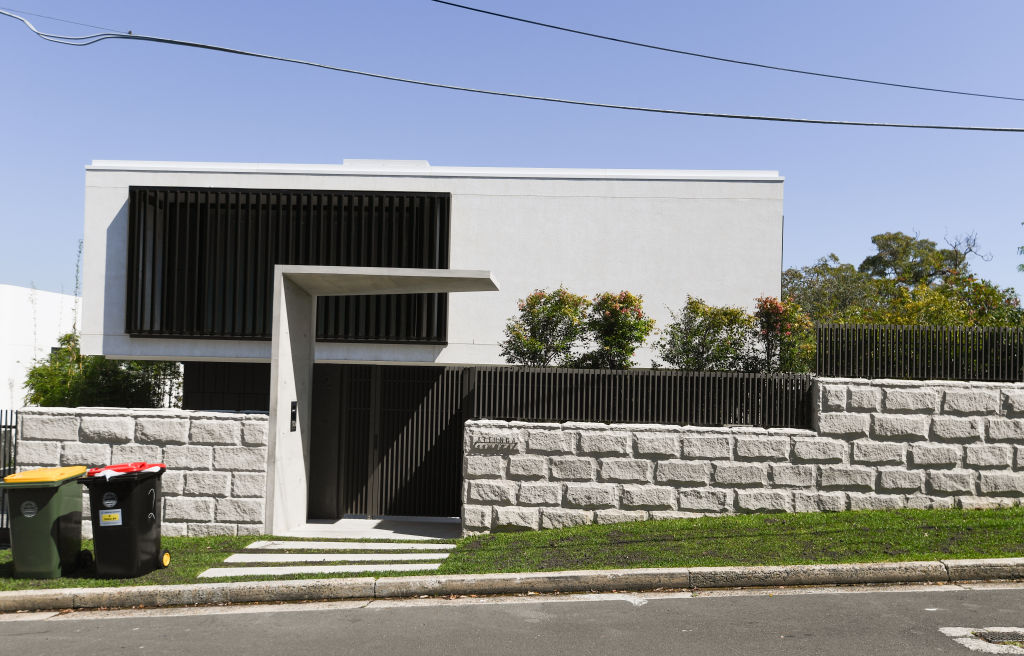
[126,187,450,342]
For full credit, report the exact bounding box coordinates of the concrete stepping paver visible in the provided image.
[246,540,455,551]
[225,552,451,564]
[198,563,442,578]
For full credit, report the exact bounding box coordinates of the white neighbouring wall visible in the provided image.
[0,285,79,409]
[80,159,783,366]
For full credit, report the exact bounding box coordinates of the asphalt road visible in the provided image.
[2,583,1023,656]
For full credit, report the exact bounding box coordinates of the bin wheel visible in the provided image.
[77,549,94,570]
[159,549,171,569]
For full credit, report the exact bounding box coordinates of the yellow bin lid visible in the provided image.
[4,466,87,484]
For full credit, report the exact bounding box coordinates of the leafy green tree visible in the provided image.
[574,291,656,369]
[782,254,881,324]
[655,296,755,371]
[857,232,961,286]
[499,287,591,366]
[25,332,181,408]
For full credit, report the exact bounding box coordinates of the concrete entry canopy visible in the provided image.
[265,265,499,535]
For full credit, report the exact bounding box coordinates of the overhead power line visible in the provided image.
[0,5,127,34]
[1,9,1023,133]
[432,0,1024,104]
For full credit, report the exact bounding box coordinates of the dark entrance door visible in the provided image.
[308,364,467,519]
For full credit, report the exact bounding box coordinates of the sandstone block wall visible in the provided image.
[463,377,1024,534]
[15,408,268,537]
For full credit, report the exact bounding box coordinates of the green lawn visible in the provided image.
[438,507,1024,575]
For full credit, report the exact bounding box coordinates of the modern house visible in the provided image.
[80,159,784,532]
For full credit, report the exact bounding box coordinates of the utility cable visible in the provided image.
[432,0,1024,103]
[0,5,127,34]
[2,8,1023,133]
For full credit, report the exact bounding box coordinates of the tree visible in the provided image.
[782,254,880,324]
[857,231,961,286]
[574,291,656,369]
[499,287,591,366]
[752,297,816,373]
[655,296,755,371]
[25,332,181,408]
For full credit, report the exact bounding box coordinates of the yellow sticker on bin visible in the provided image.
[4,465,87,483]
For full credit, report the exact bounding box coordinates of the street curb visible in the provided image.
[1,558,1022,612]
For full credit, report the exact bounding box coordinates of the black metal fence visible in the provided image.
[816,324,1024,382]
[466,367,814,429]
[0,410,16,541]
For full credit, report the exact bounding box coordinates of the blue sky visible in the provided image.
[2,0,1023,297]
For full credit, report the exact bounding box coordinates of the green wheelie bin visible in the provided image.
[0,466,92,578]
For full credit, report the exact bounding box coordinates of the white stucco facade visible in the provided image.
[81,159,783,366]
[0,284,78,409]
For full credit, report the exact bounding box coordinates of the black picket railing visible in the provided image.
[0,409,16,541]
[466,367,814,429]
[816,324,1024,382]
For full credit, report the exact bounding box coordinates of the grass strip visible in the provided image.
[439,507,1024,575]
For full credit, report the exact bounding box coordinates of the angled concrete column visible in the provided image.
[265,266,499,534]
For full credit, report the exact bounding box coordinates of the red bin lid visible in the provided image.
[87,461,166,478]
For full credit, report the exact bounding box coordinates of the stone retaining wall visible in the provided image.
[462,378,1024,534]
[16,408,268,537]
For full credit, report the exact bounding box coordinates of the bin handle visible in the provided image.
[147,488,156,522]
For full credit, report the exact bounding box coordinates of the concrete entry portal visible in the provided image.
[265,265,499,535]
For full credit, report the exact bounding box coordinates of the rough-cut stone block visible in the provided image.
[162,523,188,537]
[928,470,975,495]
[185,471,231,497]
[794,492,846,512]
[681,436,732,460]
[1004,390,1024,417]
[872,414,930,441]
[212,447,267,472]
[883,389,938,414]
[79,416,134,444]
[21,414,80,442]
[678,489,732,512]
[188,523,237,537]
[135,418,189,445]
[518,482,561,506]
[792,438,847,463]
[965,445,1013,469]
[594,509,649,524]
[979,472,1024,496]
[216,498,264,523]
[236,525,263,536]
[906,495,955,510]
[599,459,652,483]
[878,469,924,492]
[1018,446,1024,469]
[821,384,847,411]
[165,497,214,522]
[467,480,517,505]
[61,442,111,467]
[163,445,213,470]
[493,506,539,531]
[465,455,505,479]
[620,485,675,509]
[564,483,618,509]
[931,417,984,442]
[655,460,710,486]
[161,471,184,496]
[539,508,590,530]
[507,456,547,480]
[190,419,241,445]
[819,466,875,491]
[577,431,630,456]
[910,444,961,468]
[816,413,869,438]
[988,418,1024,442]
[462,505,492,531]
[634,433,680,459]
[851,440,904,465]
[13,440,61,466]
[736,490,793,513]
[713,463,766,487]
[525,430,574,454]
[241,420,268,446]
[549,456,596,481]
[958,497,1017,510]
[848,387,881,412]
[848,494,906,511]
[770,464,815,487]
[735,436,790,461]
[232,472,266,498]
[111,444,162,464]
[943,390,1000,416]
[649,511,702,520]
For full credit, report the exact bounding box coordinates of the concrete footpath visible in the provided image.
[2,557,1023,613]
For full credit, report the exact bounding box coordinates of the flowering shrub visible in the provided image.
[753,296,816,373]
[499,286,591,366]
[574,291,656,369]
